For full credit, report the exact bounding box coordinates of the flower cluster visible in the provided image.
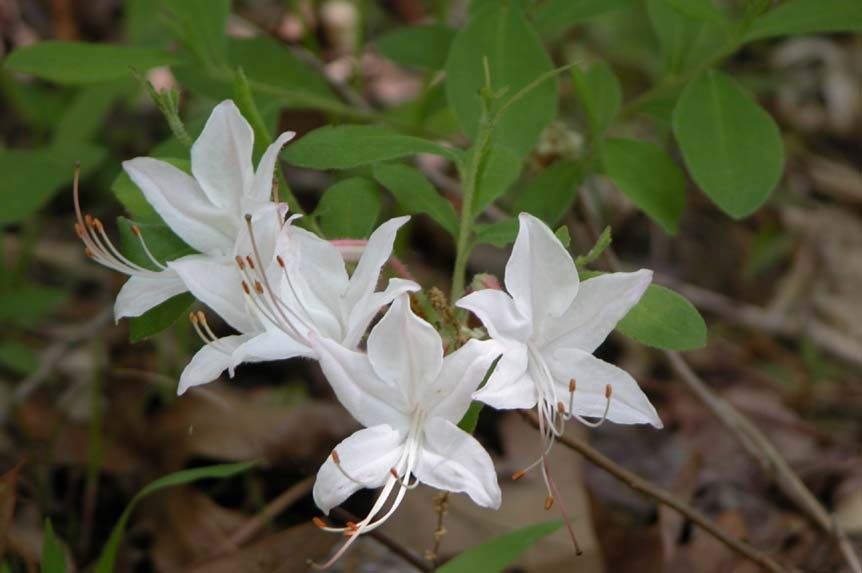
[77,100,661,566]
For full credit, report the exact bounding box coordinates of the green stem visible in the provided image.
[450,114,493,301]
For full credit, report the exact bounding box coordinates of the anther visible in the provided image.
[130,224,141,237]
[244,213,252,222]
[312,517,328,529]
[85,214,94,227]
[254,281,264,294]
[569,378,576,393]
[84,247,94,258]
[605,384,613,399]
[557,401,565,414]
[246,255,255,270]
[276,255,285,268]
[241,281,251,295]
[512,469,526,481]
[189,312,198,324]
[196,310,206,323]
[74,223,85,238]
[92,218,105,232]
[544,495,555,510]
[235,255,245,270]
[331,451,341,464]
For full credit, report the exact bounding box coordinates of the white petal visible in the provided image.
[230,329,312,373]
[312,335,409,429]
[169,255,257,333]
[249,130,296,202]
[191,100,254,210]
[342,277,420,349]
[113,271,187,321]
[427,339,500,423]
[366,295,443,401]
[546,348,662,428]
[313,425,405,514]
[472,344,537,410]
[540,270,653,354]
[277,226,348,340]
[343,216,409,310]
[455,288,531,344]
[505,213,579,322]
[178,334,250,395]
[415,417,501,509]
[123,158,236,254]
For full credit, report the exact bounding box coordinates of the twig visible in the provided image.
[14,307,113,404]
[426,491,449,567]
[229,476,315,547]
[330,508,432,573]
[518,411,787,573]
[833,516,862,573]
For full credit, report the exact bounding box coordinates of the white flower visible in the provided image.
[74,99,294,322]
[173,216,419,395]
[309,294,501,568]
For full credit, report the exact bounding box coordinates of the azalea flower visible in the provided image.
[174,215,419,395]
[74,99,294,321]
[455,213,661,506]
[309,294,501,568]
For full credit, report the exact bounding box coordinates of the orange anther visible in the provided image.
[544,495,554,510]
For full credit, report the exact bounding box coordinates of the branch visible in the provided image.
[229,476,315,547]
[518,411,787,573]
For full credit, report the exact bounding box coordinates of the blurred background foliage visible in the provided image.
[0,0,861,571]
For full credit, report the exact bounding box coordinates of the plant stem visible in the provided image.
[519,410,787,573]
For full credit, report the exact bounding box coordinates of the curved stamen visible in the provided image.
[130,224,168,270]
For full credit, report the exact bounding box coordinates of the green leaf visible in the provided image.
[514,162,582,225]
[572,62,622,134]
[472,145,522,216]
[601,138,686,234]
[744,0,862,41]
[372,164,458,236]
[0,145,106,226]
[473,219,518,247]
[672,70,783,218]
[285,125,458,169]
[664,0,725,23]
[129,293,195,342]
[94,461,258,573]
[3,42,178,84]
[162,0,230,67]
[0,341,39,376]
[0,287,66,326]
[53,82,129,146]
[648,0,728,75]
[315,178,382,239]
[437,520,564,573]
[533,0,637,40]
[618,284,707,350]
[111,159,190,223]
[41,519,66,573]
[376,25,455,71]
[227,36,340,109]
[445,2,556,156]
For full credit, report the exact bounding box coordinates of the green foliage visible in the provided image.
[618,284,707,350]
[161,0,230,67]
[473,219,519,247]
[129,293,195,343]
[664,0,726,23]
[315,178,382,239]
[472,145,521,216]
[376,25,455,71]
[514,162,582,225]
[601,138,686,234]
[3,42,178,84]
[41,519,66,573]
[673,70,783,218]
[574,226,612,268]
[0,145,105,226]
[533,0,637,40]
[0,287,67,326]
[446,2,556,156]
[437,520,564,573]
[372,164,458,236]
[744,0,862,41]
[284,125,458,169]
[572,62,622,135]
[647,0,723,74]
[94,461,258,573]
[0,341,39,376]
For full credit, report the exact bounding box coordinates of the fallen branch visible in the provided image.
[229,476,315,547]
[518,410,787,573]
